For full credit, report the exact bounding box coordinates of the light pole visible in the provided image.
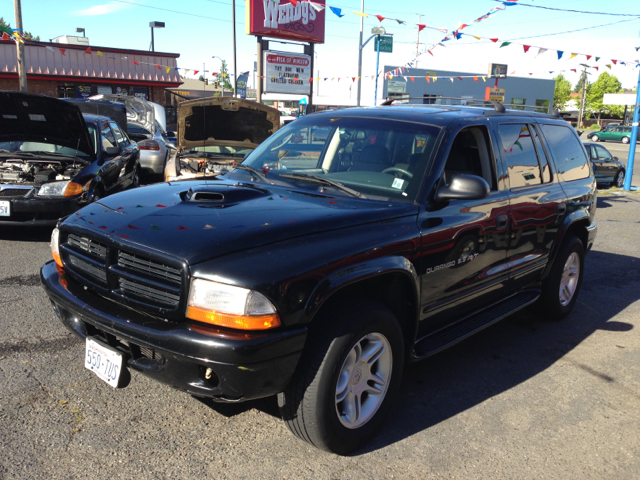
[623,63,639,191]
[76,27,85,37]
[212,56,226,96]
[371,27,386,106]
[149,21,165,52]
[358,28,387,107]
[356,0,364,106]
[231,0,237,98]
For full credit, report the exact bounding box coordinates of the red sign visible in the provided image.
[246,0,326,44]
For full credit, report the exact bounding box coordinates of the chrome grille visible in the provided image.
[67,255,107,283]
[68,234,107,259]
[118,278,180,307]
[118,252,181,284]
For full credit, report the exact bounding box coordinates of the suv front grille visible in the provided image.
[61,233,185,318]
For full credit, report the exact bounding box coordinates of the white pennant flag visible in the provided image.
[535,48,548,58]
[309,1,325,11]
[449,78,454,82]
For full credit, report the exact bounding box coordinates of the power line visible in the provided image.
[492,1,640,17]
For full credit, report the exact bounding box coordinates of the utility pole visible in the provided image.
[415,14,421,68]
[356,0,364,106]
[14,0,27,92]
[232,0,237,97]
[577,64,588,129]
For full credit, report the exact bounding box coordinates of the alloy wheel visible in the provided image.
[616,170,625,188]
[559,252,580,306]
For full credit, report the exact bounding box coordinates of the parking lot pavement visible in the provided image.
[1,193,639,479]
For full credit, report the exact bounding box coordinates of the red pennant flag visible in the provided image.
[410,76,414,82]
[428,50,433,56]
[309,78,313,83]
[612,59,617,65]
[529,73,533,75]
[375,15,385,22]
[523,45,531,53]
[457,77,462,81]
[426,77,430,83]
[490,38,499,43]
[1,32,10,40]
[155,64,161,69]
[290,0,297,5]
[193,70,199,75]
[352,77,356,82]
[84,47,92,54]
[586,55,592,60]
[570,68,576,72]
[473,76,478,82]
[58,48,66,56]
[594,66,599,71]
[418,24,426,32]
[132,61,139,65]
[459,24,468,30]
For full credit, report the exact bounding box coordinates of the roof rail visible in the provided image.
[380,97,561,117]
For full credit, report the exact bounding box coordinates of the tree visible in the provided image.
[212,59,234,93]
[586,72,624,124]
[0,17,40,41]
[553,74,572,110]
[573,70,589,94]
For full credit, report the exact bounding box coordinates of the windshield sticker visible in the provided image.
[392,178,405,189]
[28,114,46,122]
[2,114,17,119]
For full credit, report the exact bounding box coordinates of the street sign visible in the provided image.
[374,36,393,53]
[485,87,506,102]
[371,27,385,35]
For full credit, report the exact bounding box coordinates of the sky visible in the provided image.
[3,0,640,105]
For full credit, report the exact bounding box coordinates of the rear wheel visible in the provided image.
[591,135,599,142]
[535,236,584,320]
[622,136,630,144]
[613,169,625,188]
[132,167,140,189]
[278,302,404,454]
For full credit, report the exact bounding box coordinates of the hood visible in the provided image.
[178,97,280,151]
[61,98,128,134]
[64,179,418,265]
[89,94,156,133]
[0,91,95,160]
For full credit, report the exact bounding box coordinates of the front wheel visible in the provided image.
[622,136,630,144]
[591,135,599,142]
[278,302,404,454]
[613,169,625,188]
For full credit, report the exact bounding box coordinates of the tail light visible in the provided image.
[138,140,161,151]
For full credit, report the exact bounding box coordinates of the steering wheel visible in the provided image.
[381,167,413,179]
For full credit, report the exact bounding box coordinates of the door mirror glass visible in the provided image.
[434,174,490,202]
[105,146,121,156]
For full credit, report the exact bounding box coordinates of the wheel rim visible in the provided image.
[623,137,629,144]
[617,171,625,187]
[592,136,598,141]
[335,332,392,429]
[559,252,580,306]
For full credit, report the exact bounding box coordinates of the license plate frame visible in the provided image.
[0,200,9,217]
[85,337,124,388]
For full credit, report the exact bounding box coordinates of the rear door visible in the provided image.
[592,144,617,181]
[98,121,122,192]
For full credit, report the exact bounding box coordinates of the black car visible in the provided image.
[41,102,597,454]
[0,92,140,226]
[583,142,625,187]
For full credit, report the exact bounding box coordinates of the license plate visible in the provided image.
[0,201,9,216]
[85,337,124,388]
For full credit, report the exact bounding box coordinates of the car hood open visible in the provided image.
[62,98,128,134]
[178,97,280,151]
[0,91,96,160]
[89,94,155,134]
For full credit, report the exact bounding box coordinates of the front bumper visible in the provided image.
[41,261,306,402]
[586,221,597,252]
[0,193,81,227]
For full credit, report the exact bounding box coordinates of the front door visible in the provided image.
[592,144,618,181]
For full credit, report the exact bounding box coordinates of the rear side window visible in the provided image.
[498,124,541,187]
[539,125,589,181]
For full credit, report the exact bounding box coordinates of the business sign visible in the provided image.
[485,87,506,102]
[132,87,148,100]
[387,79,406,94]
[77,85,92,98]
[488,63,508,78]
[374,36,393,53]
[246,0,325,44]
[264,51,311,95]
[237,73,249,99]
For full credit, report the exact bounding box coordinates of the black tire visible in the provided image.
[132,167,140,189]
[591,135,599,142]
[91,186,104,203]
[622,136,630,144]
[613,169,625,188]
[535,236,584,320]
[278,301,405,454]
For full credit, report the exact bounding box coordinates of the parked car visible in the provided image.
[587,125,637,144]
[279,110,297,127]
[0,91,140,227]
[42,103,597,454]
[583,142,625,187]
[164,97,279,181]
[90,94,173,179]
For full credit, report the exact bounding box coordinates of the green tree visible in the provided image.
[573,70,589,94]
[212,60,234,93]
[586,72,623,124]
[0,17,40,41]
[553,74,572,110]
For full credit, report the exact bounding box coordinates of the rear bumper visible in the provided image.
[139,150,167,175]
[41,261,306,402]
[0,194,81,227]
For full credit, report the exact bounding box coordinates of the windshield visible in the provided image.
[186,145,254,156]
[242,115,441,201]
[0,124,97,161]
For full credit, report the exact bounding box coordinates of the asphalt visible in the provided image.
[1,190,639,479]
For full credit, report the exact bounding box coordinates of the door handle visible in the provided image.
[496,215,508,229]
[557,203,567,215]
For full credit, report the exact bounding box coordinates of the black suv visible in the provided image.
[41,103,597,454]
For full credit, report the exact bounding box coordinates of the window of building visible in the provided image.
[540,124,589,181]
[511,98,526,110]
[498,124,541,187]
[423,94,443,105]
[535,99,550,113]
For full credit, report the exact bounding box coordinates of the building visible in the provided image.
[0,37,182,103]
[382,66,555,110]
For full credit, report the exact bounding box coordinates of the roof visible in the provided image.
[0,40,182,87]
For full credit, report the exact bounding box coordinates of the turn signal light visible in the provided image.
[64,182,84,197]
[186,306,281,331]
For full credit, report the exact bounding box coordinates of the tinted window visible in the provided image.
[540,124,589,181]
[499,124,541,187]
[594,145,612,161]
[531,125,552,183]
[109,122,128,147]
[101,122,117,149]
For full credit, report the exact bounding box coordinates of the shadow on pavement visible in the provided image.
[0,226,53,242]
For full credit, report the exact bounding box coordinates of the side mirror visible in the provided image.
[434,174,490,202]
[166,131,176,138]
[612,156,618,161]
[105,146,121,156]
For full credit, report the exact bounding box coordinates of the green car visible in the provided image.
[587,125,637,144]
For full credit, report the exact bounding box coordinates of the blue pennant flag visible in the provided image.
[330,7,344,17]
[557,51,563,60]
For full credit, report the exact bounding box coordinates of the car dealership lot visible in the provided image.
[1,192,639,479]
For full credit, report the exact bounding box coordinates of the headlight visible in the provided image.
[186,279,280,330]
[51,227,62,267]
[38,181,83,197]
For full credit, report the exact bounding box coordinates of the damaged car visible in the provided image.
[164,97,279,181]
[0,91,140,227]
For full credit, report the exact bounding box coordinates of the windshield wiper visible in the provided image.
[279,173,365,198]
[233,164,270,182]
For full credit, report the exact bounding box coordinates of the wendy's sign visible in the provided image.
[246,0,326,44]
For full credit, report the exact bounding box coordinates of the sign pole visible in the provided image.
[14,0,27,92]
[305,43,315,106]
[256,36,263,103]
[374,35,380,106]
[356,0,364,106]
[232,0,238,97]
[623,67,640,191]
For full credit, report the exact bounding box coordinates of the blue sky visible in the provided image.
[5,0,640,104]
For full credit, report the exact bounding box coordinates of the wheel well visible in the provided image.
[311,273,418,351]
[565,220,589,251]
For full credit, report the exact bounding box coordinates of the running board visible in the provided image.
[413,290,540,359]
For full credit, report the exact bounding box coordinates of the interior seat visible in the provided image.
[350,145,391,172]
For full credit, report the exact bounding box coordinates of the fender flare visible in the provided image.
[542,209,591,279]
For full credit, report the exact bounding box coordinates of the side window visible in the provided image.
[540,124,589,181]
[442,126,496,190]
[109,122,128,147]
[594,145,612,161]
[101,122,117,150]
[531,125,552,183]
[498,124,541,187]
